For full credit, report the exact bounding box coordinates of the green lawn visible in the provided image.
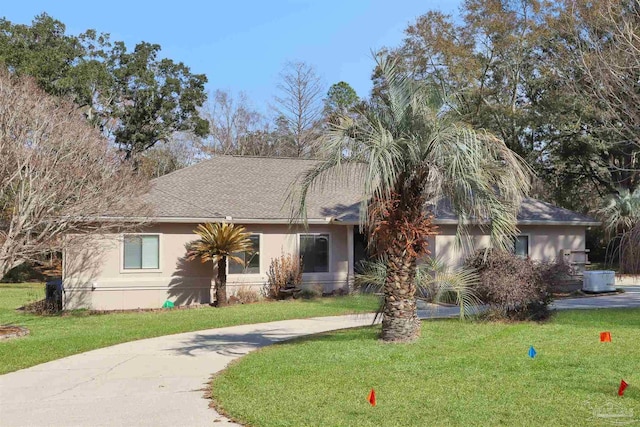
[212,309,640,427]
[0,283,378,374]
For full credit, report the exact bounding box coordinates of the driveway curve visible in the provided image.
[0,314,379,427]
[1,287,639,427]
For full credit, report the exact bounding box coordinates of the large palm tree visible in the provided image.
[293,56,531,342]
[186,222,253,307]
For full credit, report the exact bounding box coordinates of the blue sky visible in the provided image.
[3,0,460,114]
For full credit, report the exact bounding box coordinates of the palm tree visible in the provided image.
[598,188,640,273]
[599,188,640,236]
[355,257,482,321]
[293,56,531,342]
[186,222,253,307]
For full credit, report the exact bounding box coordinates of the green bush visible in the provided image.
[1,263,43,283]
[299,284,324,300]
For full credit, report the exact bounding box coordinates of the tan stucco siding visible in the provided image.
[433,225,492,267]
[63,221,589,310]
[518,225,586,261]
[433,224,587,267]
[63,223,351,310]
[220,224,349,290]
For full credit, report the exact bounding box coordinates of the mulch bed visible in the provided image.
[552,289,625,299]
[0,325,30,340]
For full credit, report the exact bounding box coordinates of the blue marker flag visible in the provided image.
[528,346,537,358]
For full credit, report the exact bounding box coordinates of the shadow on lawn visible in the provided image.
[166,325,380,357]
[166,328,314,357]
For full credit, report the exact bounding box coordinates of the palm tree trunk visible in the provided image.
[381,248,419,342]
[215,257,228,307]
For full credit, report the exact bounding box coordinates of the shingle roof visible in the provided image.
[145,156,599,226]
[146,156,362,222]
[432,198,600,225]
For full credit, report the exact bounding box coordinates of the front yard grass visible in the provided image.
[0,283,378,374]
[212,309,640,427]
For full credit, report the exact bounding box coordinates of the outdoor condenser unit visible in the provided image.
[582,271,616,293]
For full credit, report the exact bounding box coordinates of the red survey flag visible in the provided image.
[367,388,376,406]
[600,332,612,342]
[619,380,628,396]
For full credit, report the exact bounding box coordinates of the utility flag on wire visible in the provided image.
[528,346,537,358]
[367,389,376,406]
[600,332,612,342]
[619,380,629,396]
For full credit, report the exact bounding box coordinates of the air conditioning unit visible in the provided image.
[582,271,616,293]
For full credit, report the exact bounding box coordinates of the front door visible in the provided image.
[353,230,370,273]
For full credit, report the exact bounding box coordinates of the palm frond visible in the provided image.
[425,123,531,251]
[292,51,531,258]
[431,267,483,320]
[186,222,253,265]
[598,188,640,237]
[355,257,482,320]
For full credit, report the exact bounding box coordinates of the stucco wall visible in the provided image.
[432,224,587,266]
[63,223,350,310]
[63,221,589,310]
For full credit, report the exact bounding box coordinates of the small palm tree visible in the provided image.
[355,257,482,321]
[186,222,253,307]
[599,188,640,236]
[598,188,640,273]
[293,55,530,342]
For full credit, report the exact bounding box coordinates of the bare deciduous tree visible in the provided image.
[0,71,149,279]
[558,0,640,191]
[272,61,324,157]
[200,90,276,156]
[139,134,201,179]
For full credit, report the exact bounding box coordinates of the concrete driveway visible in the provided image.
[1,288,639,427]
[551,286,640,310]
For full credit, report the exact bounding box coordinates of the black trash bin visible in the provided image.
[45,279,63,311]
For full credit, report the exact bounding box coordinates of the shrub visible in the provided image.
[233,286,262,304]
[466,249,553,321]
[1,253,62,283]
[538,260,574,288]
[264,253,303,300]
[299,284,324,299]
[23,299,61,315]
[1,263,43,283]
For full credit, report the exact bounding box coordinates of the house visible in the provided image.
[62,156,600,310]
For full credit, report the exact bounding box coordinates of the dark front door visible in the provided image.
[353,230,370,273]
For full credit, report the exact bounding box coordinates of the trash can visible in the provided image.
[45,279,63,311]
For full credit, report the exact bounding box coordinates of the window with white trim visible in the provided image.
[300,234,329,273]
[123,235,159,269]
[514,235,529,257]
[229,234,260,274]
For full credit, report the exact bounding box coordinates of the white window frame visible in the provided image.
[514,234,531,258]
[298,232,331,274]
[228,233,262,275]
[120,233,162,273]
